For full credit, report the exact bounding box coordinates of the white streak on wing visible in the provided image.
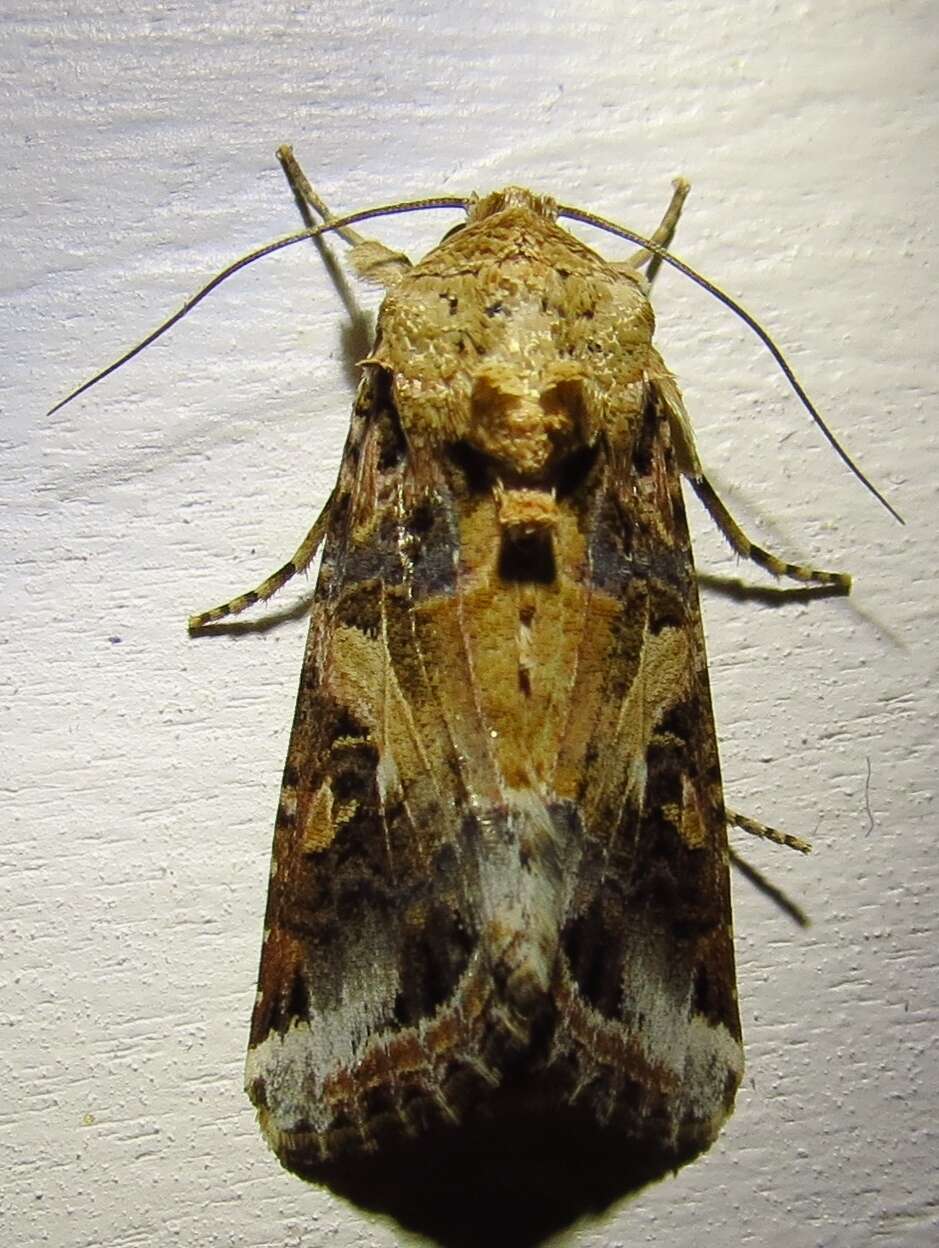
[246,912,403,1136]
[620,932,743,1127]
[627,753,648,801]
[682,1013,744,1121]
[375,748,400,802]
[475,787,579,999]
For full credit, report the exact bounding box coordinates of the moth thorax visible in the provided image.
[495,485,559,585]
[471,366,587,478]
[495,485,558,537]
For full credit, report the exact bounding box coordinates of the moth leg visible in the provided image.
[728,810,812,928]
[652,368,851,587]
[277,144,367,246]
[277,144,412,288]
[654,369,851,587]
[187,488,335,631]
[726,807,811,855]
[690,472,851,588]
[624,177,691,284]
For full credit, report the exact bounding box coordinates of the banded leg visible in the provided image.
[726,807,811,855]
[691,472,851,589]
[624,177,691,285]
[727,809,811,927]
[277,144,411,288]
[187,489,335,631]
[277,145,367,245]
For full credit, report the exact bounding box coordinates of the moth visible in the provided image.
[54,150,889,1229]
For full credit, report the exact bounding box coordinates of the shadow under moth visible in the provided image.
[54,149,894,1243]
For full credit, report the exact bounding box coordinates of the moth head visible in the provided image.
[466,187,560,225]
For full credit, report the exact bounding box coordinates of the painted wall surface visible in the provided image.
[5,3,936,1245]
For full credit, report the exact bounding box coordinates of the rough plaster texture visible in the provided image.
[4,2,936,1246]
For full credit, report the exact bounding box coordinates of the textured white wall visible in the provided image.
[5,2,936,1245]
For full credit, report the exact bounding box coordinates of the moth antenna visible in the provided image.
[48,196,467,416]
[559,203,903,525]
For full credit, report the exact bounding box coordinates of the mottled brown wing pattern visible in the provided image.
[245,190,743,1180]
[552,379,741,1147]
[247,367,503,1163]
